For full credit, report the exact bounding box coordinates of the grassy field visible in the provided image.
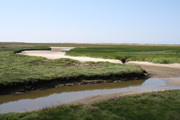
[66,45,180,64]
[0,42,146,94]
[2,42,180,64]
[1,90,180,120]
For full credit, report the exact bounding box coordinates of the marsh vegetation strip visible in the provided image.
[0,78,180,114]
[20,45,180,64]
[66,45,180,64]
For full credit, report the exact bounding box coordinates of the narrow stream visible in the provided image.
[0,78,180,114]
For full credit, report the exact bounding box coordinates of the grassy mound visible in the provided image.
[1,90,180,120]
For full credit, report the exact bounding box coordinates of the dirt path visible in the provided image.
[127,61,180,78]
[21,47,180,105]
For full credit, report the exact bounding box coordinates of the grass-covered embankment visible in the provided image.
[66,45,180,64]
[0,43,146,94]
[1,90,180,120]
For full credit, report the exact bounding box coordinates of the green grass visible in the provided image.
[1,90,180,120]
[66,45,180,64]
[0,43,146,93]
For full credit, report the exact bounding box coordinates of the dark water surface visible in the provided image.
[0,78,180,114]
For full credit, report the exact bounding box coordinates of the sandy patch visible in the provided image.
[128,61,180,69]
[22,47,122,63]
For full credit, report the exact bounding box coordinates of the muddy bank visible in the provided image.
[0,72,147,95]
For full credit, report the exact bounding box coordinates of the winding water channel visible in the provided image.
[1,49,180,114]
[0,77,180,114]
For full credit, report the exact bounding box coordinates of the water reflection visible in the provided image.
[0,78,180,114]
[0,80,145,105]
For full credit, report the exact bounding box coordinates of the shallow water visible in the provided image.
[0,78,180,114]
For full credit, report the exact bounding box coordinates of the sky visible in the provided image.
[0,0,180,44]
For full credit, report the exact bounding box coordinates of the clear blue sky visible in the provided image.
[0,0,180,44]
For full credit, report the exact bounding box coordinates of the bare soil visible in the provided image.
[127,61,180,78]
